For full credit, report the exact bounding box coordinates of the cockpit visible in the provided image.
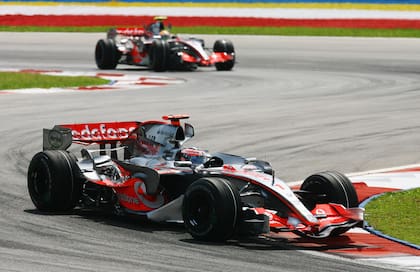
[122,120,195,164]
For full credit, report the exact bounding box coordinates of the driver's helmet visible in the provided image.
[149,16,167,35]
[159,30,170,40]
[178,148,210,165]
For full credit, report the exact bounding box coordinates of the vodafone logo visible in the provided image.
[63,122,138,141]
[116,28,145,36]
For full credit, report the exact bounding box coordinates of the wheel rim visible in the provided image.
[185,190,215,234]
[307,181,335,202]
[29,162,51,203]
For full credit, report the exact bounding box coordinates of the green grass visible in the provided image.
[364,187,420,245]
[0,72,109,90]
[1,25,420,38]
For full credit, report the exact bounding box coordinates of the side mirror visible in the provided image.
[184,123,194,138]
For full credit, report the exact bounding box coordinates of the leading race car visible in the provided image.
[27,115,364,242]
[94,17,235,72]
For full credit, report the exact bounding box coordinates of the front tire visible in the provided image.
[95,39,120,69]
[149,39,169,72]
[300,171,359,236]
[182,177,241,242]
[27,150,82,212]
[213,39,235,71]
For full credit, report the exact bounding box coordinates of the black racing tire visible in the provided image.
[182,177,241,242]
[95,39,120,70]
[300,171,359,236]
[149,39,169,72]
[213,39,235,71]
[27,150,82,212]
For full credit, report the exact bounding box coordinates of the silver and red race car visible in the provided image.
[28,115,363,241]
[94,17,235,72]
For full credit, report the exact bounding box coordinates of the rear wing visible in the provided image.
[43,115,194,160]
[43,121,140,151]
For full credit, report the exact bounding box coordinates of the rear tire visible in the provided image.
[300,171,359,236]
[149,39,169,72]
[182,177,241,242]
[27,150,82,212]
[95,39,120,69]
[213,39,235,71]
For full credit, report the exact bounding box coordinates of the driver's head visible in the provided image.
[178,148,209,165]
[153,16,167,29]
[160,30,170,40]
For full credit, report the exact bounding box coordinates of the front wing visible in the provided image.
[253,203,364,238]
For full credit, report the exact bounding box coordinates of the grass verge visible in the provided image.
[1,25,420,38]
[0,72,109,90]
[364,187,420,245]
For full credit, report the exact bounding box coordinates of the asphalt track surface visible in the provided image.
[1,33,420,272]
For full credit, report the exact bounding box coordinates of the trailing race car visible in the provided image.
[94,17,235,72]
[28,115,363,242]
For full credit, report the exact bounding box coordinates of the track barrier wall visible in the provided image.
[2,0,420,30]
